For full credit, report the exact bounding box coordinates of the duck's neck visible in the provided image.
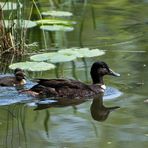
[15,78,26,85]
[92,75,104,84]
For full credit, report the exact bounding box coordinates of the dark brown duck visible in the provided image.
[26,61,120,98]
[0,68,26,86]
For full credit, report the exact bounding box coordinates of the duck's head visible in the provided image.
[14,68,23,74]
[14,68,26,84]
[90,61,120,84]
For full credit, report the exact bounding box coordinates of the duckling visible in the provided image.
[27,61,120,98]
[0,68,26,86]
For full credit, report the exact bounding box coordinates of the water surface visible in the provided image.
[0,1,148,148]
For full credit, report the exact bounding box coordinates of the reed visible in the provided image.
[0,1,31,72]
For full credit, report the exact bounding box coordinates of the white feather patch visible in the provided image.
[101,84,106,90]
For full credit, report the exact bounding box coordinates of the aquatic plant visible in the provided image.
[58,48,105,58]
[9,61,55,71]
[30,47,105,63]
[48,53,77,63]
[41,10,73,17]
[0,1,36,64]
[30,47,105,62]
[40,25,74,32]
[36,18,75,25]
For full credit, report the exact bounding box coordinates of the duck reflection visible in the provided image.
[90,94,120,121]
[33,94,120,122]
[34,97,86,110]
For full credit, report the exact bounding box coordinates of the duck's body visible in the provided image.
[29,78,104,98]
[0,68,26,87]
[27,61,120,98]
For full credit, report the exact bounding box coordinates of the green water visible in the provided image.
[0,0,148,148]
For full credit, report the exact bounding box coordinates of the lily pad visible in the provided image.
[58,48,84,58]
[42,10,73,17]
[48,53,77,63]
[40,25,74,32]
[58,48,105,58]
[80,48,105,57]
[4,20,37,28]
[30,52,56,62]
[30,52,76,63]
[0,2,22,11]
[30,48,105,63]
[9,62,55,71]
[36,19,75,26]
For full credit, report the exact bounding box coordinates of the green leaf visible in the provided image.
[30,48,105,64]
[42,10,73,17]
[80,49,105,57]
[58,48,105,58]
[58,48,84,58]
[30,52,76,63]
[48,53,77,63]
[40,25,74,32]
[36,19,75,26]
[9,62,55,71]
[30,52,56,62]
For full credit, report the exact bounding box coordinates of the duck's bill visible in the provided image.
[108,106,120,112]
[109,68,120,77]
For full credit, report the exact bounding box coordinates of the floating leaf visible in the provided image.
[42,11,73,17]
[30,48,105,63]
[36,19,75,26]
[30,52,76,63]
[72,48,90,58]
[58,48,105,58]
[0,2,22,11]
[4,20,37,28]
[81,49,105,57]
[48,53,77,63]
[9,62,55,71]
[40,25,74,32]
[30,52,56,62]
[58,48,84,58]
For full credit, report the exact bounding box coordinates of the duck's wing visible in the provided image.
[29,79,97,98]
[33,78,92,90]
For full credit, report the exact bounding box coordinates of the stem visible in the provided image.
[32,0,47,49]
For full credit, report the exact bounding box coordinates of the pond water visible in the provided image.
[0,0,148,148]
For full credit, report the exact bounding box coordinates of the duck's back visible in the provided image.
[34,79,90,89]
[30,79,97,98]
[0,76,15,86]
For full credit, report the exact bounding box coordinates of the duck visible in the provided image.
[26,61,120,98]
[0,68,26,86]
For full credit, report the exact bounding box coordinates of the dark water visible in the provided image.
[0,1,148,148]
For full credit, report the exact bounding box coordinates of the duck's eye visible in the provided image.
[98,68,109,74]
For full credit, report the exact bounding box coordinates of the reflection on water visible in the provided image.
[0,94,121,147]
[90,94,120,122]
[0,0,148,148]
[29,94,120,122]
